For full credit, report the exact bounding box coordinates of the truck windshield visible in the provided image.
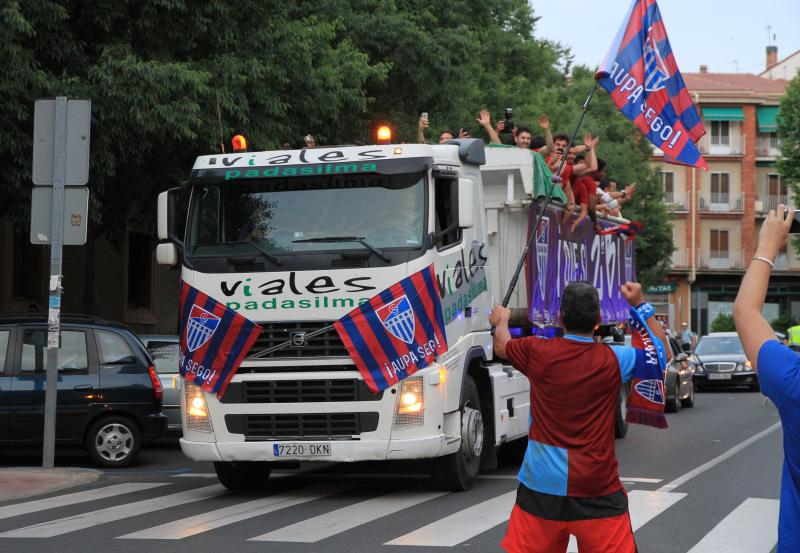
[187,172,426,256]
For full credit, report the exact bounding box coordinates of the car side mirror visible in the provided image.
[681,342,692,353]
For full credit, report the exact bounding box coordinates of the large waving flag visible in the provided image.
[179,281,262,398]
[599,0,707,169]
[334,265,448,393]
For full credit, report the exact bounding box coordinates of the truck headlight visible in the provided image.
[183,382,212,432]
[394,377,424,428]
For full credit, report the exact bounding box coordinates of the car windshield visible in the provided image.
[695,336,744,355]
[187,172,426,256]
[146,341,179,374]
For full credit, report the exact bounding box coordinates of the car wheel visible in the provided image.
[666,380,681,413]
[85,416,141,468]
[214,461,271,490]
[431,376,484,491]
[615,384,629,439]
[681,382,695,408]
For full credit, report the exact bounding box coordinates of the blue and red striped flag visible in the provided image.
[178,281,262,398]
[334,265,448,393]
[599,0,707,169]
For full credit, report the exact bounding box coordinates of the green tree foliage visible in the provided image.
[778,72,800,195]
[710,313,735,333]
[0,0,671,281]
[770,312,799,334]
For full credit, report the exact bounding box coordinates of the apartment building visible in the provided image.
[649,49,795,335]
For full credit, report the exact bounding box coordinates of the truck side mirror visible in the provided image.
[156,243,178,266]
[157,188,185,266]
[458,178,474,229]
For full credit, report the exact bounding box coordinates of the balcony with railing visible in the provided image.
[756,194,790,213]
[699,193,744,212]
[698,249,744,271]
[663,190,688,211]
[698,133,744,156]
[756,135,781,158]
[670,248,689,269]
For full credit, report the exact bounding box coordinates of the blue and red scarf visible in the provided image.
[627,303,668,428]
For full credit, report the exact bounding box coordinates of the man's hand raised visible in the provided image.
[477,109,492,128]
[538,114,550,130]
[620,282,644,307]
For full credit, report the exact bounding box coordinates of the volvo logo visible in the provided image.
[291,332,307,347]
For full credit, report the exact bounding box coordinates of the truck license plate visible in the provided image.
[273,443,331,457]
[708,373,732,380]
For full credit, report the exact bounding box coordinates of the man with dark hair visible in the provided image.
[515,126,534,149]
[491,281,670,553]
[733,205,800,551]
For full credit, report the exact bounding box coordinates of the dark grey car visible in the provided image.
[138,335,181,434]
[692,332,758,391]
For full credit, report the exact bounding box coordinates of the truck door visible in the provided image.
[8,326,99,443]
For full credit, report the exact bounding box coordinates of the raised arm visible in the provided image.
[477,109,502,145]
[539,114,554,155]
[621,282,672,362]
[417,115,428,144]
[490,305,512,359]
[733,206,793,371]
[573,134,599,176]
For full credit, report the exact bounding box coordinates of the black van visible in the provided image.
[0,315,167,467]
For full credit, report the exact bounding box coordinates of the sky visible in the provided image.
[532,0,800,76]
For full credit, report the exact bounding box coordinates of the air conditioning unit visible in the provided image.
[754,200,764,212]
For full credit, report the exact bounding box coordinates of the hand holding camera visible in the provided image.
[501,108,515,134]
[419,113,429,130]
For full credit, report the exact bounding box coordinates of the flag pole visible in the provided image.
[498,72,609,310]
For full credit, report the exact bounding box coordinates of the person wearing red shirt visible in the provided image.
[571,158,607,233]
[491,281,670,553]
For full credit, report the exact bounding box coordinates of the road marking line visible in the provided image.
[0,483,169,521]
[619,477,662,484]
[0,485,223,538]
[384,490,516,547]
[251,488,448,543]
[658,422,782,492]
[568,490,686,552]
[686,498,779,553]
[119,484,348,540]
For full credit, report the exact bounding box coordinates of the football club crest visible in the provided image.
[643,26,670,92]
[186,305,221,352]
[634,379,665,405]
[376,295,416,345]
[535,217,549,296]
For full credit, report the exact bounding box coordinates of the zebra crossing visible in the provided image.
[0,477,780,551]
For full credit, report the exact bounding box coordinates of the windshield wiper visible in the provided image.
[292,236,390,262]
[227,240,282,266]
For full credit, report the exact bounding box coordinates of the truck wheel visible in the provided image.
[214,461,271,490]
[431,376,484,491]
[85,416,141,468]
[615,384,629,439]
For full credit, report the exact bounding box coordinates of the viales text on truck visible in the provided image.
[157,140,633,491]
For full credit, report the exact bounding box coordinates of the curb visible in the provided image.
[0,467,104,503]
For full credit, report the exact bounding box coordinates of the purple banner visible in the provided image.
[527,202,636,326]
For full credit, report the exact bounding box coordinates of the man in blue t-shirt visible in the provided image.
[733,204,800,552]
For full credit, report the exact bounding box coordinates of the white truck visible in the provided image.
[156,140,631,491]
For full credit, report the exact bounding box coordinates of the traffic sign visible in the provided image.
[32,98,91,186]
[30,186,89,245]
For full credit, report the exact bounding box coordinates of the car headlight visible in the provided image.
[694,364,704,373]
[394,377,424,428]
[183,382,212,432]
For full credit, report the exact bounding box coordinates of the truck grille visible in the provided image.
[225,413,379,440]
[220,379,382,403]
[703,362,736,373]
[249,321,348,359]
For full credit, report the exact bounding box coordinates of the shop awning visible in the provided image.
[757,106,779,132]
[702,107,745,121]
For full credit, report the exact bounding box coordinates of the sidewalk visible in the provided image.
[0,468,103,502]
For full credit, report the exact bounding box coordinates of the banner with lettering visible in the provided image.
[526,202,635,326]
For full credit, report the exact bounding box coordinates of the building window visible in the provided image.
[127,232,153,309]
[711,121,730,146]
[710,229,729,259]
[661,172,674,203]
[710,173,730,206]
[767,174,786,198]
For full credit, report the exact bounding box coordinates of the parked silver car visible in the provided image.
[138,335,181,434]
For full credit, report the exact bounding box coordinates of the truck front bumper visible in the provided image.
[180,433,456,463]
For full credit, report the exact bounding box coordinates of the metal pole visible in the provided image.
[499,75,606,308]
[43,96,67,469]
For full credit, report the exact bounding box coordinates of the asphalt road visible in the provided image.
[0,389,784,553]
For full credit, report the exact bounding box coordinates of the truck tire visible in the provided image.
[214,461,271,490]
[431,376,484,491]
[615,384,630,439]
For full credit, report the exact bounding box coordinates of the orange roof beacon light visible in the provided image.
[231,134,248,152]
[376,125,392,144]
